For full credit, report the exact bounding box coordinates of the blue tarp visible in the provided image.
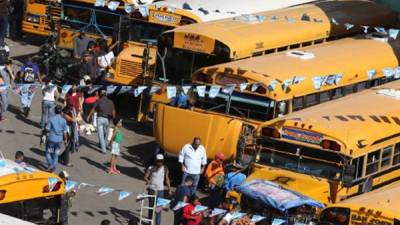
[237,179,325,211]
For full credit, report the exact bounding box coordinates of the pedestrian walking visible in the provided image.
[87,89,115,153]
[174,176,193,225]
[179,137,207,194]
[9,0,23,40]
[182,195,203,225]
[40,79,59,129]
[65,85,83,120]
[60,103,79,167]
[45,105,68,172]
[0,0,10,43]
[0,44,14,121]
[17,57,41,117]
[205,152,225,209]
[107,116,122,174]
[144,154,172,225]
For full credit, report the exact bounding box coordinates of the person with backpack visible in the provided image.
[144,154,172,225]
[17,57,41,117]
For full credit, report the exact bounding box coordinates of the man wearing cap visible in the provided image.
[144,154,172,225]
[179,137,207,194]
[205,152,225,208]
[87,89,115,153]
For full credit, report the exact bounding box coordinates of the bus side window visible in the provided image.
[352,156,365,179]
[392,143,400,165]
[265,49,276,55]
[343,85,354,96]
[305,94,317,107]
[319,91,330,103]
[381,146,393,168]
[356,82,366,92]
[277,46,288,52]
[302,41,312,47]
[331,88,343,99]
[292,97,304,111]
[366,150,380,175]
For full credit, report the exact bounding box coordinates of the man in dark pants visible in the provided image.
[9,0,23,40]
[0,0,10,43]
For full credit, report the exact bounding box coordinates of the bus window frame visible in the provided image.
[351,156,365,180]
[392,143,400,165]
[292,96,304,111]
[366,150,381,175]
[381,145,393,169]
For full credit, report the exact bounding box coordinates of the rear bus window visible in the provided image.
[366,150,380,175]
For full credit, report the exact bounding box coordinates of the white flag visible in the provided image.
[134,86,147,97]
[222,84,236,95]
[182,86,191,95]
[166,86,177,99]
[150,86,161,94]
[239,83,248,92]
[208,85,221,98]
[196,85,206,97]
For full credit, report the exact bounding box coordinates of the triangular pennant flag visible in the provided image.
[330,17,339,25]
[173,201,189,211]
[239,83,248,92]
[124,3,134,13]
[208,85,221,98]
[252,215,266,223]
[134,86,147,97]
[107,1,120,10]
[192,205,208,214]
[156,198,171,207]
[395,67,400,79]
[361,25,369,34]
[94,0,105,7]
[367,69,376,80]
[118,191,132,201]
[209,208,226,217]
[270,15,278,21]
[268,80,277,91]
[65,180,78,192]
[117,86,132,95]
[272,218,286,225]
[166,86,177,99]
[301,13,310,22]
[344,23,354,30]
[281,79,292,92]
[88,85,103,94]
[222,84,236,95]
[196,85,206,97]
[61,85,72,96]
[182,2,192,10]
[150,86,161,94]
[182,86,191,95]
[256,15,265,23]
[389,29,400,40]
[78,182,96,189]
[232,212,246,220]
[106,85,117,95]
[139,5,149,17]
[312,76,323,90]
[383,68,395,78]
[96,187,115,196]
[251,82,261,92]
[375,27,386,34]
[48,177,59,192]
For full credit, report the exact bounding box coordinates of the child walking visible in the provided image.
[107,116,122,174]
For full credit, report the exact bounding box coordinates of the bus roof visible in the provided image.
[151,0,316,22]
[262,80,400,157]
[328,181,400,218]
[0,160,38,178]
[164,0,397,59]
[194,36,400,100]
[0,213,36,225]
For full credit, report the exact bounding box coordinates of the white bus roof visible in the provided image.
[0,213,36,225]
[150,0,317,22]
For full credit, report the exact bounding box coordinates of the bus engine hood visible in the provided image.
[154,104,243,159]
[247,165,332,204]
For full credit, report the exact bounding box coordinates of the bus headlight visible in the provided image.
[27,14,40,24]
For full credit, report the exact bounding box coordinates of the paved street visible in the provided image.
[0,37,174,225]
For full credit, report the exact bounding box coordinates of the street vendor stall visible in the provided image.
[237,179,325,225]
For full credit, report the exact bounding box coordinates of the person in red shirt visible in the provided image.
[65,85,83,117]
[183,195,203,225]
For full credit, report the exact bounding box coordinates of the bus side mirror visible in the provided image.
[342,164,355,188]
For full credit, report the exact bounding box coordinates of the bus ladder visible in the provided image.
[138,194,157,225]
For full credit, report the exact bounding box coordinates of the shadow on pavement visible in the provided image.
[123,142,157,168]
[80,156,107,172]
[79,136,102,153]
[109,207,138,225]
[7,104,42,129]
[24,155,47,170]
[29,147,45,157]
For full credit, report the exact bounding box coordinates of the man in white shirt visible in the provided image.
[179,137,207,194]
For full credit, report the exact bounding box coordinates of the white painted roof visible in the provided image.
[151,0,317,22]
[0,159,38,177]
[0,213,36,225]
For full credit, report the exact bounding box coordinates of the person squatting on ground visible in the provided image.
[205,152,225,209]
[144,154,172,225]
[45,105,68,172]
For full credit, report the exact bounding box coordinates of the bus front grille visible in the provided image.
[120,60,143,78]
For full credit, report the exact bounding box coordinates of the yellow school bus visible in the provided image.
[152,0,398,85]
[0,159,64,224]
[252,79,400,206]
[319,181,400,225]
[153,34,400,160]
[22,0,61,36]
[104,0,318,85]
[57,0,130,49]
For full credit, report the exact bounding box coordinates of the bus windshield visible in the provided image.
[127,20,173,43]
[194,88,275,121]
[155,47,229,84]
[258,139,344,180]
[0,196,62,224]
